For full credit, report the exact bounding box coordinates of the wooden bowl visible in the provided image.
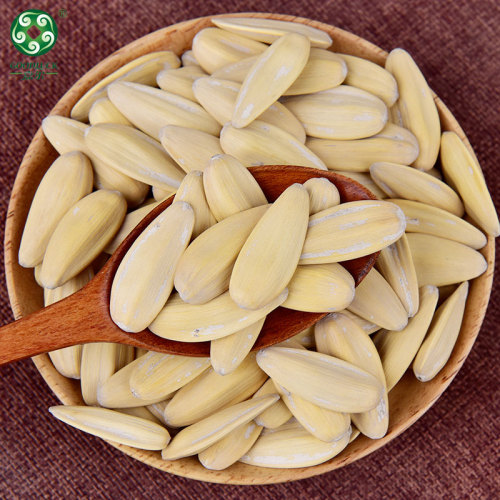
[4,12,495,485]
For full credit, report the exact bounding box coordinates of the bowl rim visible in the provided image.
[4,11,495,485]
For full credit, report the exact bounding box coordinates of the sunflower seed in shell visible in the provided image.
[314,313,381,366]
[192,27,267,74]
[104,200,162,254]
[347,268,408,331]
[147,401,171,426]
[163,353,267,427]
[413,281,469,382]
[440,131,499,236]
[108,82,221,139]
[149,289,287,342]
[174,205,268,304]
[49,406,170,450]
[110,201,194,333]
[129,351,211,400]
[340,53,399,106]
[341,310,380,335]
[284,49,347,95]
[44,267,94,308]
[193,77,306,141]
[370,162,464,217]
[385,48,440,170]
[306,123,418,172]
[275,383,351,442]
[172,171,216,237]
[210,318,265,375]
[407,233,487,287]
[221,120,327,170]
[159,125,223,174]
[303,177,340,215]
[115,345,135,371]
[88,149,150,207]
[161,395,277,460]
[314,313,388,439]
[42,116,149,207]
[211,17,332,48]
[388,199,487,250]
[232,33,310,128]
[282,263,355,313]
[230,183,309,310]
[40,190,126,289]
[389,102,404,127]
[374,285,439,390]
[239,419,351,468]
[97,357,169,408]
[152,185,177,201]
[42,116,87,154]
[334,171,387,199]
[285,326,317,348]
[211,56,258,82]
[71,51,180,122]
[376,234,419,317]
[285,85,388,140]
[257,347,383,413]
[181,50,201,67]
[253,379,292,429]
[117,406,161,424]
[81,343,120,406]
[156,66,206,101]
[88,97,132,125]
[199,421,263,470]
[275,338,307,350]
[92,159,150,208]
[203,154,267,221]
[85,123,185,190]
[45,267,94,380]
[299,200,406,265]
[217,48,347,96]
[19,152,93,268]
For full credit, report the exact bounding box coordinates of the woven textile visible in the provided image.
[0,1,498,498]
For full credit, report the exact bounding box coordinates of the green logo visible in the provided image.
[10,10,58,57]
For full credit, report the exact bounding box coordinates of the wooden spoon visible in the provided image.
[0,166,378,365]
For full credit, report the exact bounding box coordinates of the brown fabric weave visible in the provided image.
[0,0,499,498]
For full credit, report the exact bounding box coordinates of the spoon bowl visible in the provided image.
[0,165,377,365]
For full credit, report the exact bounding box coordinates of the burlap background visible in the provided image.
[0,0,498,498]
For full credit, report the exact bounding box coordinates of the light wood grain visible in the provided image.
[4,12,495,485]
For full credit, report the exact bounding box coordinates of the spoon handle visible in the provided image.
[0,288,121,365]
